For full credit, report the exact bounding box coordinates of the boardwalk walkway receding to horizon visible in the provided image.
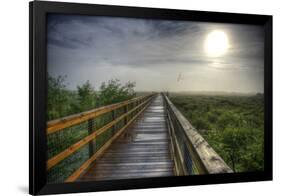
[47,93,232,183]
[77,94,174,181]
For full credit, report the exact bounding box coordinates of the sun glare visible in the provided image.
[204,30,229,57]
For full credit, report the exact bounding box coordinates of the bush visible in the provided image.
[47,75,70,120]
[170,94,264,173]
[77,80,96,112]
[217,112,239,131]
[207,112,218,123]
[194,118,210,130]
[97,79,136,106]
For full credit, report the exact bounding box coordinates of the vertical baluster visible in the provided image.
[111,110,116,136]
[88,118,96,157]
[136,99,139,113]
[124,104,128,124]
[128,103,131,121]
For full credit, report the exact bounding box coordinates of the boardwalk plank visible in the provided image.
[77,95,174,181]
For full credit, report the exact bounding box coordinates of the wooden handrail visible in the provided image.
[65,100,151,182]
[163,94,232,175]
[47,96,153,170]
[47,93,155,177]
[47,95,149,134]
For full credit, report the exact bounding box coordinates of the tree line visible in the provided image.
[47,75,136,121]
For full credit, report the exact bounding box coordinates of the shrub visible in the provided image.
[194,118,210,130]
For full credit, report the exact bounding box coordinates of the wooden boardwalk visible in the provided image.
[47,94,232,183]
[78,94,174,181]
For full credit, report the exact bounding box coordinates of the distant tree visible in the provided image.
[256,92,263,97]
[97,79,136,106]
[47,75,69,120]
[77,80,96,112]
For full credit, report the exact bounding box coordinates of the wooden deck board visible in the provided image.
[77,94,174,181]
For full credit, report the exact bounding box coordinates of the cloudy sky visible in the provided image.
[47,14,264,93]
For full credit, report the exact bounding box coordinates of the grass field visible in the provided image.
[170,93,264,172]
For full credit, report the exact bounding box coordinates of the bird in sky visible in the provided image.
[177,72,184,82]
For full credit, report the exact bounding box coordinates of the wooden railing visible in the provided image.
[47,94,155,182]
[163,94,233,175]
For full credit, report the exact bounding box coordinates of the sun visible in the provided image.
[204,30,229,57]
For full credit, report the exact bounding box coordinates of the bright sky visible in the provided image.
[47,14,264,93]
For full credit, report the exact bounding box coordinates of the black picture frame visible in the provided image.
[29,1,273,195]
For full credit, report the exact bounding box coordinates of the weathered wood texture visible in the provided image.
[164,94,233,175]
[77,94,175,181]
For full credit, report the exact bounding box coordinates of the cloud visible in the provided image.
[47,14,264,93]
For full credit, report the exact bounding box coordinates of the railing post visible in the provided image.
[137,99,140,113]
[88,118,96,157]
[111,110,116,136]
[124,104,128,124]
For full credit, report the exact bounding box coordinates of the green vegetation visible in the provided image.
[47,75,136,183]
[47,75,136,121]
[170,93,264,172]
[47,74,264,180]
